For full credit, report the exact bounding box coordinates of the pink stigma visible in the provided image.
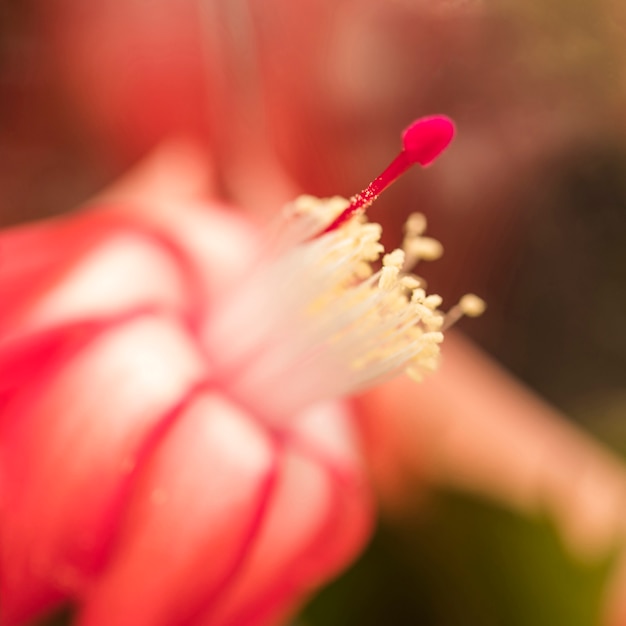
[402,115,456,166]
[319,115,455,235]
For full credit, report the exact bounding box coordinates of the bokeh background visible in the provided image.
[2,0,626,624]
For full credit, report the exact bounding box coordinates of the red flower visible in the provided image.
[0,117,462,624]
[4,122,626,626]
[0,157,379,625]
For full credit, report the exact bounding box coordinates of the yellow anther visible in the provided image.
[424,294,443,309]
[406,236,444,261]
[411,288,426,303]
[459,294,486,317]
[383,249,405,268]
[400,276,422,290]
[405,212,427,236]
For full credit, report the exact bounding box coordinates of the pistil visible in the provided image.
[319,115,455,235]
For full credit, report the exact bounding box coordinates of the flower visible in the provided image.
[4,2,626,624]
[0,196,372,626]
[0,117,471,625]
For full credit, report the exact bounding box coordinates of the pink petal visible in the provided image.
[0,314,205,624]
[0,214,193,340]
[78,396,371,626]
[78,391,277,626]
[20,233,188,334]
[0,215,124,336]
[197,420,372,626]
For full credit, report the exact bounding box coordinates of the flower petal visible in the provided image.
[0,313,205,624]
[21,232,188,333]
[198,410,372,626]
[0,215,123,337]
[0,214,194,340]
[78,391,277,626]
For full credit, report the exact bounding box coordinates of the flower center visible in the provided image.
[204,116,484,420]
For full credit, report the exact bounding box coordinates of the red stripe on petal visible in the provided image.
[195,448,342,626]
[0,209,208,341]
[78,392,278,626]
[0,312,206,625]
[204,441,372,626]
[0,214,131,336]
[189,401,373,626]
[225,477,370,626]
[0,314,136,432]
[0,317,121,625]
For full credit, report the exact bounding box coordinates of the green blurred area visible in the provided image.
[303,490,613,626]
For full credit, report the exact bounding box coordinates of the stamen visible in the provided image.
[442,294,487,330]
[319,115,455,235]
[205,115,486,420]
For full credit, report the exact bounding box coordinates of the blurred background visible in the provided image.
[1,0,626,624]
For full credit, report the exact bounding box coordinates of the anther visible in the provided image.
[459,294,487,317]
[404,212,427,236]
[442,294,486,329]
[319,115,455,235]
